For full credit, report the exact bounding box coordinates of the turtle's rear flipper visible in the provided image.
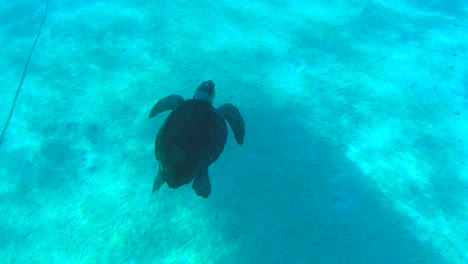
[218,103,245,145]
[152,170,164,193]
[192,167,211,198]
[149,94,184,118]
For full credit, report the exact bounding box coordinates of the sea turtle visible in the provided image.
[149,80,245,198]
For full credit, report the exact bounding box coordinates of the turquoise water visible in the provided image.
[1,0,467,263]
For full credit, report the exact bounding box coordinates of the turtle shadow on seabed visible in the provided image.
[203,81,448,264]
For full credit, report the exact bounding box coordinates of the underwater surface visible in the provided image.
[0,0,467,263]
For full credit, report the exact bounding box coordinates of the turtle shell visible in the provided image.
[155,99,227,187]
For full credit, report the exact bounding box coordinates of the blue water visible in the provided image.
[1,0,467,263]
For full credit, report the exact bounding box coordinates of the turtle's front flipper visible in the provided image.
[149,94,184,118]
[192,167,211,198]
[218,103,245,145]
[152,170,165,193]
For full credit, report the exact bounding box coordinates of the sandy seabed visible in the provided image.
[0,0,467,263]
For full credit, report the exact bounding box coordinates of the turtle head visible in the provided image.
[193,80,215,103]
